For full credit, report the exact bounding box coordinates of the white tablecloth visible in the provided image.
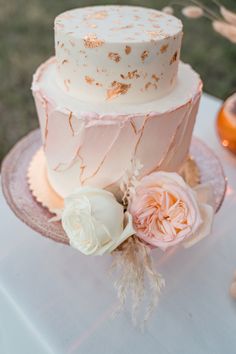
[1,94,236,354]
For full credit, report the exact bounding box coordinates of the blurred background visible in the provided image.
[0,0,235,163]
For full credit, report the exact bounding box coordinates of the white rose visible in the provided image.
[62,187,134,256]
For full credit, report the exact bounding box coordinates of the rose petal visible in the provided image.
[183,203,214,248]
[143,231,188,251]
[96,212,135,255]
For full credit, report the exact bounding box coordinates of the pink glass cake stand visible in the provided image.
[1,129,227,246]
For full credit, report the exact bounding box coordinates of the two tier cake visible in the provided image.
[32,5,202,199]
[7,5,218,318]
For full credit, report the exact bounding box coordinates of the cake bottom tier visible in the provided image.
[32,57,202,199]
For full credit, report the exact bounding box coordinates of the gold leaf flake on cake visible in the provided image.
[170,51,178,65]
[152,74,159,82]
[141,50,149,63]
[106,81,131,100]
[134,114,150,155]
[84,76,95,85]
[125,45,132,55]
[97,68,107,73]
[108,52,121,63]
[145,82,157,90]
[85,10,108,20]
[83,34,104,48]
[81,151,109,184]
[146,31,160,38]
[88,23,97,29]
[130,119,137,134]
[120,70,140,80]
[149,12,163,19]
[68,112,75,136]
[160,44,169,53]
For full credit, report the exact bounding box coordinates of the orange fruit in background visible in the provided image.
[216,93,236,155]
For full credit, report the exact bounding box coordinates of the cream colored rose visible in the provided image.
[129,172,214,251]
[62,187,134,255]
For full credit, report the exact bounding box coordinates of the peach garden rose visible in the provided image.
[129,172,214,251]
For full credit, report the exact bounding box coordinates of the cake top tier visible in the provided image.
[55,5,183,104]
[55,5,182,43]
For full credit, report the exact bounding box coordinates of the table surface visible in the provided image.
[1,94,236,354]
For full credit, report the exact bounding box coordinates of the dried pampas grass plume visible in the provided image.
[165,1,236,44]
[220,6,236,26]
[162,6,174,15]
[213,21,236,43]
[182,6,204,19]
[111,237,165,327]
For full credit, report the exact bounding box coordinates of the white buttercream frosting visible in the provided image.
[54,5,183,103]
[32,57,200,115]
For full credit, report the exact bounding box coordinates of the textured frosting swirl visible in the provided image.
[32,57,202,199]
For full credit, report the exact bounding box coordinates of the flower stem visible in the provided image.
[211,0,221,8]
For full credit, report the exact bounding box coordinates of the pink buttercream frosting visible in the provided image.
[32,58,202,199]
